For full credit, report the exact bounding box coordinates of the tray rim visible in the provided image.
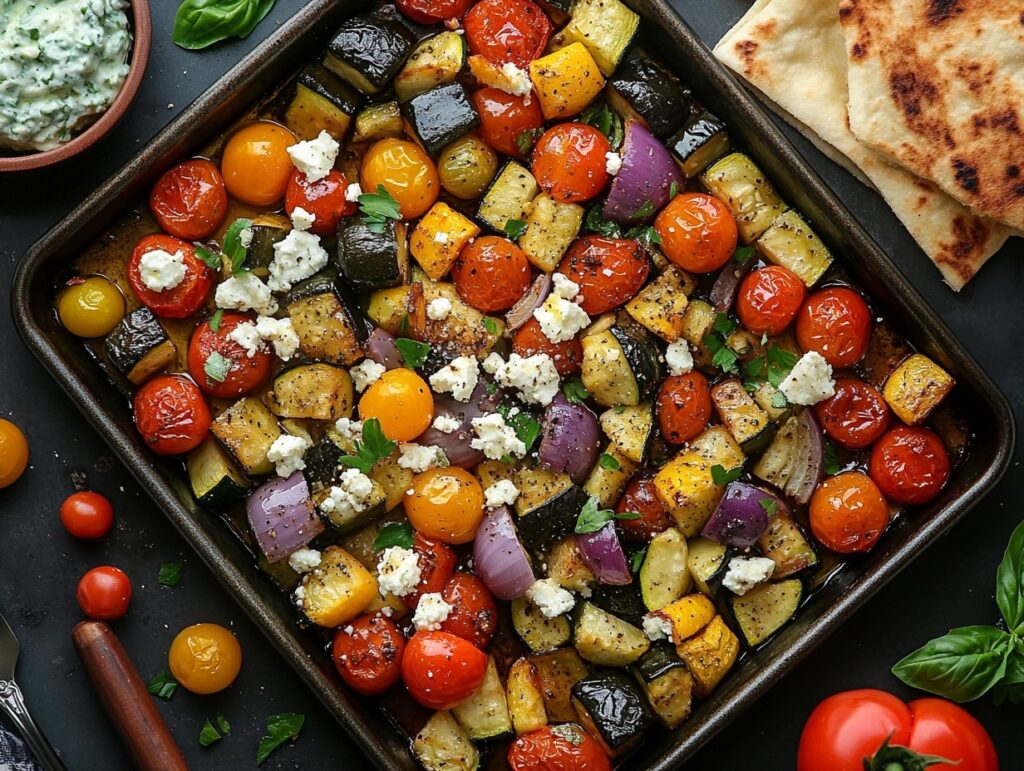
[11,0,1015,768]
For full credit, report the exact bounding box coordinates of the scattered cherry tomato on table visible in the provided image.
[284,168,356,236]
[736,265,806,336]
[132,374,211,456]
[655,192,738,273]
[512,318,583,375]
[401,630,488,709]
[615,471,673,543]
[452,236,532,312]
[508,724,613,771]
[358,368,434,442]
[869,426,951,506]
[657,372,713,445]
[463,0,552,69]
[815,377,891,450]
[439,572,498,649]
[76,566,131,620]
[796,286,872,368]
[404,468,484,545]
[220,121,296,207]
[361,138,439,220]
[472,88,544,158]
[332,614,406,696]
[60,491,114,539]
[558,236,649,314]
[809,471,890,554]
[56,276,126,338]
[532,124,610,204]
[149,157,228,241]
[0,419,29,489]
[168,622,242,695]
[127,234,215,319]
[187,312,273,398]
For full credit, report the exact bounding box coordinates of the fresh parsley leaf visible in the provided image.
[28,28,39,41]
[623,224,662,246]
[575,496,640,534]
[733,245,756,265]
[580,102,623,150]
[395,338,430,369]
[339,418,397,474]
[704,333,740,375]
[199,719,223,747]
[158,560,183,588]
[358,185,401,234]
[147,671,178,700]
[562,378,590,405]
[504,218,528,240]
[631,200,655,220]
[598,453,620,471]
[743,356,764,381]
[713,313,737,336]
[208,309,224,333]
[759,498,778,517]
[195,243,222,271]
[216,714,231,735]
[669,180,680,199]
[515,127,544,155]
[614,405,626,414]
[584,205,622,238]
[766,344,798,388]
[710,463,743,486]
[204,351,232,383]
[482,317,498,335]
[823,441,840,476]
[398,314,410,336]
[222,218,253,276]
[373,522,414,552]
[485,382,498,396]
[256,713,304,766]
[629,546,648,574]
[498,404,542,453]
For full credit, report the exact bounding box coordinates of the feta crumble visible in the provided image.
[227,321,263,357]
[470,413,527,460]
[605,151,623,175]
[426,297,453,321]
[267,434,311,478]
[722,556,776,596]
[286,130,339,183]
[665,340,694,376]
[499,62,533,96]
[491,352,560,406]
[239,227,254,248]
[376,546,422,598]
[398,443,448,473]
[334,417,362,441]
[779,351,835,406]
[432,414,461,434]
[319,468,376,523]
[412,592,453,631]
[290,206,316,232]
[255,315,300,361]
[139,249,186,292]
[484,479,520,508]
[482,352,504,375]
[215,271,279,315]
[350,359,386,392]
[344,182,362,203]
[527,578,575,618]
[533,294,590,344]
[642,613,674,643]
[288,547,322,574]
[267,229,329,292]
[551,272,581,300]
[429,356,479,402]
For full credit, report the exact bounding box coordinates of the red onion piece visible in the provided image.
[246,471,322,563]
[576,524,632,585]
[602,120,684,224]
[755,409,824,505]
[364,328,404,370]
[417,378,505,468]
[702,481,785,547]
[538,392,601,483]
[710,258,755,313]
[505,273,552,332]
[473,506,535,600]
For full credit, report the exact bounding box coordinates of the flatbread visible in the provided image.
[839,0,1024,232]
[713,0,1013,290]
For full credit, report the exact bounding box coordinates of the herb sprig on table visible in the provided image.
[173,0,277,50]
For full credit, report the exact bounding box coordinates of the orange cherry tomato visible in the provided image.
[532,124,610,204]
[149,158,228,241]
[508,724,613,771]
[512,317,583,375]
[655,193,738,273]
[796,287,872,368]
[657,372,712,445]
[451,236,532,312]
[405,533,458,607]
[168,623,242,695]
[284,168,356,237]
[133,374,211,456]
[615,471,673,543]
[809,472,889,554]
[332,614,406,696]
[358,368,434,441]
[127,234,215,319]
[869,426,950,506]
[736,265,806,336]
[402,630,488,710]
[814,378,890,450]
[405,467,485,545]
[397,0,473,23]
[60,491,114,539]
[361,138,439,220]
[464,0,552,69]
[76,566,131,620]
[187,312,273,398]
[558,236,649,314]
[472,88,544,158]
[439,573,498,649]
[220,121,296,207]
[0,419,29,489]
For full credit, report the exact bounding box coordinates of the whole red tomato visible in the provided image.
[798,689,998,771]
[401,631,488,710]
[558,236,649,314]
[149,158,228,241]
[284,169,355,237]
[532,124,611,204]
[77,566,132,620]
[187,312,273,398]
[60,491,114,539]
[127,234,215,319]
[132,374,211,456]
[397,0,473,23]
[439,573,498,649]
[615,471,673,542]
[869,426,951,506]
[657,371,712,445]
[814,377,891,450]
[451,236,532,312]
[473,88,544,158]
[796,286,872,368]
[508,724,613,771]
[736,265,806,336]
[331,614,406,696]
[464,0,552,69]
[404,534,457,607]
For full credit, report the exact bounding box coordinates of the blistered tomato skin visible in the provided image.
[452,236,532,312]
[133,374,211,456]
[657,372,713,445]
[149,158,228,241]
[361,138,439,220]
[558,236,649,314]
[358,368,434,442]
[737,265,806,336]
[439,572,498,649]
[285,169,356,236]
[402,631,488,710]
[57,276,126,338]
[796,287,872,368]
[405,534,458,607]
[187,312,273,398]
[464,0,553,69]
[655,193,738,273]
[397,0,473,24]
[76,566,132,621]
[220,121,296,207]
[332,614,406,696]
[869,426,951,506]
[473,88,544,158]
[405,467,485,545]
[168,623,243,695]
[809,472,890,554]
[615,472,673,542]
[815,377,891,450]
[0,419,29,489]
[513,318,583,375]
[532,123,611,204]
[508,724,613,771]
[127,235,215,319]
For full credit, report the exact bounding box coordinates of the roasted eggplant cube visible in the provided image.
[266,364,354,421]
[286,272,368,366]
[571,670,655,757]
[211,397,283,477]
[104,308,176,386]
[670,110,731,179]
[402,83,479,155]
[285,62,362,141]
[336,216,409,293]
[325,15,415,95]
[186,438,251,510]
[303,430,355,493]
[587,581,646,627]
[632,644,694,729]
[607,57,691,138]
[514,467,587,552]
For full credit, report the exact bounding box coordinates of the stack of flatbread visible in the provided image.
[714,0,1023,290]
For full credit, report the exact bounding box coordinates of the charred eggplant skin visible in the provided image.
[104,307,175,385]
[571,669,655,754]
[336,216,408,293]
[669,110,731,179]
[608,57,692,138]
[587,580,646,626]
[517,484,589,554]
[401,82,480,155]
[611,322,664,403]
[297,62,361,115]
[325,15,415,95]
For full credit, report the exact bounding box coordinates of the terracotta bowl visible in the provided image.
[0,0,152,173]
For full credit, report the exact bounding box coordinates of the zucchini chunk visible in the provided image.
[686,536,729,597]
[303,428,355,493]
[574,602,649,667]
[477,161,539,233]
[639,527,690,611]
[632,644,694,729]
[530,648,591,722]
[104,308,176,386]
[730,579,803,647]
[701,152,786,243]
[571,670,655,757]
[520,193,584,272]
[757,510,818,578]
[882,353,955,426]
[394,31,467,103]
[186,437,250,509]
[553,0,639,77]
[582,444,636,508]
[296,545,378,627]
[285,62,361,141]
[352,101,404,144]
[675,614,739,698]
[402,82,479,155]
[512,596,572,653]
[669,110,731,179]
[599,403,654,464]
[211,397,282,476]
[581,318,663,408]
[607,56,691,138]
[266,364,354,421]
[336,216,409,293]
[756,209,833,287]
[245,215,291,278]
[452,657,513,740]
[710,377,771,448]
[624,266,693,342]
[413,711,479,771]
[286,272,367,366]
[514,467,586,552]
[325,15,415,95]
[545,536,596,595]
[506,658,548,735]
[370,452,414,512]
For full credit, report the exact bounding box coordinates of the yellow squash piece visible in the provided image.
[410,202,481,280]
[529,43,605,121]
[297,546,378,628]
[883,353,955,425]
[506,658,548,735]
[657,593,716,642]
[625,266,693,341]
[676,615,740,698]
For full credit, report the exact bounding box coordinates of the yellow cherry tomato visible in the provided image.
[405,467,485,544]
[0,420,29,489]
[220,121,296,207]
[358,368,434,441]
[361,138,439,220]
[56,276,125,338]
[168,623,242,695]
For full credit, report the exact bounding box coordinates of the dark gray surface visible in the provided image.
[0,1,1021,769]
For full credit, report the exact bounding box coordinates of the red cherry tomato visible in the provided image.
[532,124,611,204]
[284,169,356,237]
[814,377,891,450]
[809,472,889,554]
[508,724,613,771]
[187,313,273,398]
[869,426,951,506]
[148,158,228,241]
[736,265,806,336]
[405,534,457,607]
[451,236,532,312]
[439,573,498,649]
[796,287,872,368]
[132,374,211,456]
[558,236,649,314]
[60,491,114,539]
[331,614,406,696]
[905,698,999,771]
[76,566,132,621]
[657,372,712,445]
[464,0,552,69]
[472,88,544,158]
[654,193,738,273]
[512,317,583,375]
[397,0,473,23]
[127,234,215,319]
[402,631,488,710]
[615,471,673,543]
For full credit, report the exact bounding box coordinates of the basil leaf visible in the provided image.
[562,378,590,404]
[216,714,231,735]
[358,185,401,234]
[204,351,232,383]
[208,309,224,333]
[629,546,647,574]
[481,317,498,335]
[147,671,178,700]
[823,441,840,476]
[992,644,1024,706]
[199,719,223,747]
[710,463,743,486]
[173,0,276,50]
[891,625,1012,703]
[221,217,253,275]
[395,338,430,369]
[598,453,620,471]
[158,560,184,587]
[504,218,528,241]
[256,712,304,765]
[733,245,756,264]
[996,520,1024,633]
[373,522,414,552]
[194,243,222,270]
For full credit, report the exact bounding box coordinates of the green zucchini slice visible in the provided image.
[266,364,354,421]
[103,308,176,386]
[285,63,361,141]
[325,15,415,95]
[452,657,513,740]
[244,214,291,278]
[210,397,282,477]
[477,161,539,233]
[286,272,367,366]
[554,0,639,76]
[514,466,585,552]
[730,578,803,646]
[573,602,649,667]
[336,216,409,293]
[402,82,479,155]
[352,101,404,144]
[412,711,479,771]
[669,110,731,179]
[631,644,694,729]
[599,403,654,464]
[756,209,834,287]
[394,31,467,103]
[639,527,690,611]
[686,536,729,597]
[512,596,572,653]
[701,152,787,244]
[186,437,250,509]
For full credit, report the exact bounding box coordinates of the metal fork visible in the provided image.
[0,612,67,770]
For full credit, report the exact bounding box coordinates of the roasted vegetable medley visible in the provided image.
[56,0,963,766]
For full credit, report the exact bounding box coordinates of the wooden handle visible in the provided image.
[72,621,189,771]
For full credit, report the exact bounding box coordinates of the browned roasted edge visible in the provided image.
[10,0,1015,768]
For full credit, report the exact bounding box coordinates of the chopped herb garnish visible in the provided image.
[358,185,401,234]
[147,671,178,700]
[575,496,640,534]
[584,205,622,238]
[631,200,655,220]
[158,560,184,588]
[598,453,620,471]
[515,127,544,155]
[498,403,542,453]
[204,351,232,383]
[395,338,431,369]
[339,418,397,474]
[734,245,756,264]
[704,333,740,375]
[398,314,410,336]
[630,546,648,574]
[216,715,231,735]
[580,102,623,149]
[199,718,224,747]
[482,317,499,335]
[771,390,789,409]
[256,713,305,766]
[759,498,778,517]
[28,28,40,41]
[485,382,498,396]
[743,356,764,380]
[208,309,224,333]
[823,441,840,476]
[669,180,680,199]
[222,218,253,276]
[562,377,590,404]
[766,345,799,388]
[504,218,528,240]
[614,405,626,414]
[713,313,737,336]
[194,243,222,271]
[624,224,662,246]
[710,463,743,486]
[373,522,414,552]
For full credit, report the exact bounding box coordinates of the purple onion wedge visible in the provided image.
[505,273,552,333]
[702,481,785,547]
[602,120,684,224]
[577,524,632,585]
[473,505,535,600]
[246,471,322,563]
[752,409,824,506]
[416,378,505,468]
[537,392,601,483]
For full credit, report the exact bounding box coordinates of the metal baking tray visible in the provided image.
[12,0,1014,767]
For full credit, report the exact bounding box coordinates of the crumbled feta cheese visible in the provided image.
[267,433,311,478]
[345,182,362,202]
[779,351,835,406]
[239,228,254,248]
[533,294,590,344]
[398,443,448,473]
[722,556,776,596]
[267,229,329,292]
[350,359,386,392]
[665,339,694,376]
[287,130,339,183]
[293,584,305,607]
[290,206,316,232]
[643,614,674,643]
[527,578,575,618]
[499,62,533,96]
[482,352,504,375]
[492,352,560,406]
[429,356,479,402]
[427,297,452,321]
[334,417,362,441]
[319,468,376,522]
[470,412,527,460]
[254,316,300,361]
[215,271,279,315]
[139,249,186,292]
[227,321,264,357]
[412,592,453,631]
[605,151,623,175]
[288,547,322,574]
[551,272,581,300]
[376,546,422,598]
[432,414,461,434]
[484,479,520,508]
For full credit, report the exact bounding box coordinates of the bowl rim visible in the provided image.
[0,0,152,173]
